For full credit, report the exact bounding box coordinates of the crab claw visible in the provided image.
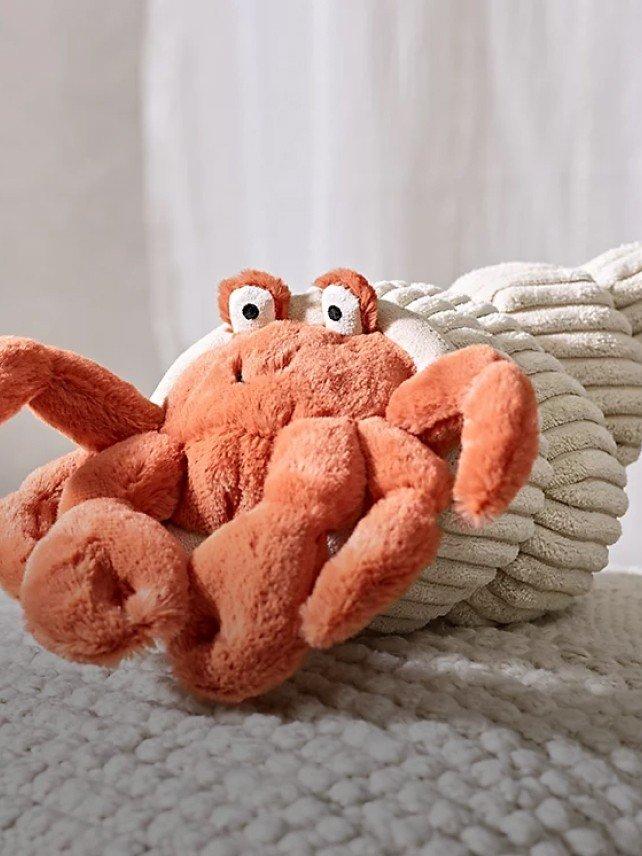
[0,336,163,450]
[386,344,539,525]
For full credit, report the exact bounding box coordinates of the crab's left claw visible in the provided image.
[386,344,539,525]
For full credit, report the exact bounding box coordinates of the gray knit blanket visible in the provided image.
[1,571,641,855]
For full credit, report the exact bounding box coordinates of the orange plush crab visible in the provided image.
[0,269,538,703]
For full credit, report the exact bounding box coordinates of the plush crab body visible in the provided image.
[164,322,414,532]
[0,271,538,703]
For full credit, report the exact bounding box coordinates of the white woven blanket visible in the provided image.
[2,570,641,855]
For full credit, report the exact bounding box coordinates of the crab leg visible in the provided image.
[21,499,189,666]
[168,417,367,703]
[19,433,187,665]
[0,336,163,450]
[386,344,539,524]
[57,431,185,519]
[0,450,89,598]
[300,417,452,649]
[169,416,452,702]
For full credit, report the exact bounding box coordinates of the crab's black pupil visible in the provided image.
[328,305,342,322]
[242,303,259,320]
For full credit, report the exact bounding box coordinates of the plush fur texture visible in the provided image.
[58,432,185,520]
[386,344,540,524]
[0,451,89,597]
[163,322,414,534]
[300,417,452,648]
[0,337,163,450]
[0,273,538,703]
[21,498,189,665]
[169,417,368,702]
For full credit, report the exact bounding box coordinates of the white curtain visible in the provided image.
[144,0,642,566]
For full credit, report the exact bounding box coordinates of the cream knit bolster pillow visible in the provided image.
[585,242,642,463]
[448,260,642,467]
[155,243,642,632]
[369,281,628,630]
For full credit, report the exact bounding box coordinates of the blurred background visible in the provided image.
[1,0,641,565]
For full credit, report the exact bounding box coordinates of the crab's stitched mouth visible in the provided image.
[231,353,245,383]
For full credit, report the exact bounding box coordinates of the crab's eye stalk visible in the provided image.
[314,268,378,335]
[218,270,291,334]
[321,284,362,334]
[229,285,275,332]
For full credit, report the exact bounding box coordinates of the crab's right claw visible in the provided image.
[386,344,539,525]
[0,450,89,598]
[0,337,50,425]
[0,336,163,450]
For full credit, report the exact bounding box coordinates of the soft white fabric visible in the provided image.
[2,571,642,855]
[448,262,642,466]
[587,243,642,344]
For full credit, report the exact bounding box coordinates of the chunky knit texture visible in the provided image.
[1,570,641,855]
[370,272,639,629]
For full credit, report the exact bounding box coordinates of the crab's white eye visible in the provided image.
[321,284,363,335]
[228,285,276,333]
